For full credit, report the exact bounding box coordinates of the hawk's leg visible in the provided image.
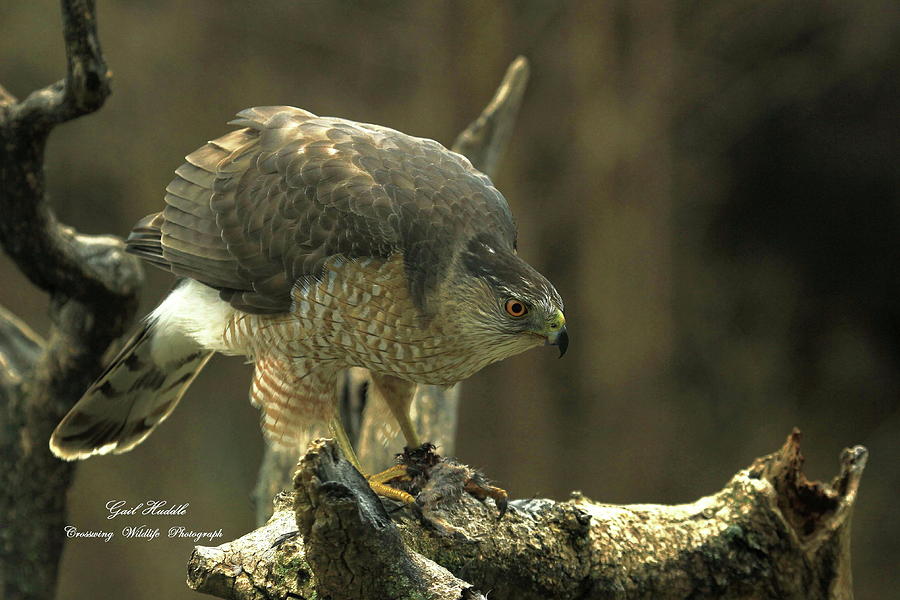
[328,413,416,505]
[327,412,365,473]
[366,374,510,519]
[370,373,420,448]
[359,373,424,502]
[248,355,415,501]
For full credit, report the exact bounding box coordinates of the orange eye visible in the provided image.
[505,299,528,317]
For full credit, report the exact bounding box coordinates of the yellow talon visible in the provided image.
[367,479,415,504]
[329,415,416,504]
[368,463,412,484]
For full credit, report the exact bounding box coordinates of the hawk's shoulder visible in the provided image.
[127,106,516,314]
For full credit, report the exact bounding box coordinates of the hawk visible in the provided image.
[50,106,567,500]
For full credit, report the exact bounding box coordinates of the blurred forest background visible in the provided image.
[1,1,897,598]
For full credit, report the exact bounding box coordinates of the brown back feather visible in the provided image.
[126,106,516,315]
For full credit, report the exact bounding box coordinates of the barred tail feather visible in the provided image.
[50,316,212,460]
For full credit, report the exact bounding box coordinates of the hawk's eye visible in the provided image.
[505,299,528,317]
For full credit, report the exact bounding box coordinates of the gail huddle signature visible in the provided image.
[106,500,189,519]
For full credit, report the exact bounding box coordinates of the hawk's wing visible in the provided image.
[127,106,516,314]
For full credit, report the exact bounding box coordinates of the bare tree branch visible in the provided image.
[452,55,531,178]
[0,305,45,404]
[190,431,865,600]
[0,84,15,108]
[0,2,143,598]
[188,495,312,600]
[9,0,111,133]
[1,0,129,303]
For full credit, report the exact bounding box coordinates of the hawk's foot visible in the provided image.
[367,443,508,536]
[367,464,415,505]
[364,443,440,506]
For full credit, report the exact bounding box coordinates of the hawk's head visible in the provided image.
[441,234,567,366]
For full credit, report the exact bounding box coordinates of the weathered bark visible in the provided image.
[252,56,530,524]
[189,430,865,600]
[0,2,143,599]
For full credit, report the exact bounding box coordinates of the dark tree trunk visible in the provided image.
[0,2,143,598]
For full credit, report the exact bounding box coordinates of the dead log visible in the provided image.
[189,430,865,600]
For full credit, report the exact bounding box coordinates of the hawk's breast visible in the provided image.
[214,254,506,386]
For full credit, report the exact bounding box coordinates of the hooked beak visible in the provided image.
[547,325,569,358]
[543,311,568,358]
